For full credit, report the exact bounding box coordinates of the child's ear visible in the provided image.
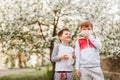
[80,29,82,32]
[58,36,62,41]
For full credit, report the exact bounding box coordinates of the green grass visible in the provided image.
[0,65,52,80]
[0,65,119,80]
[0,71,44,80]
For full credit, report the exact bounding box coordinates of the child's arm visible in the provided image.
[89,35,102,49]
[75,40,80,70]
[51,45,69,62]
[51,45,60,62]
[75,40,81,78]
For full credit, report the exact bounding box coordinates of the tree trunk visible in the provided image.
[50,40,55,80]
[18,53,26,68]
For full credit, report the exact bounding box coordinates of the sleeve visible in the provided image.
[51,44,61,62]
[75,40,81,70]
[88,35,102,49]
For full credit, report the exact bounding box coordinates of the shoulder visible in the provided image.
[54,44,61,47]
[92,35,100,40]
[77,37,85,41]
[53,44,61,50]
[69,46,74,50]
[68,46,74,53]
[76,37,85,43]
[68,46,74,51]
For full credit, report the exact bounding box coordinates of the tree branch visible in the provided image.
[53,16,59,36]
[38,21,46,41]
[27,20,49,26]
[72,22,79,39]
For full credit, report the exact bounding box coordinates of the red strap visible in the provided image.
[60,72,68,80]
[60,72,63,80]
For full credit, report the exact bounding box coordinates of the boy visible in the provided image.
[75,20,104,80]
[51,28,76,80]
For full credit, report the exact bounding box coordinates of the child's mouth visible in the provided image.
[67,37,71,39]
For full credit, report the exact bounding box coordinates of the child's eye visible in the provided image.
[65,33,68,35]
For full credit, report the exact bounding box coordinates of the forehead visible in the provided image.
[81,26,92,29]
[62,31,70,34]
[61,31,70,36]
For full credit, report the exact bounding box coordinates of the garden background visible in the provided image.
[0,0,120,80]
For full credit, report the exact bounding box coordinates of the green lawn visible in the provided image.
[0,71,44,80]
[0,65,52,80]
[0,65,119,80]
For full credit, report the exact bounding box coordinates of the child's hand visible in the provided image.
[83,33,89,38]
[76,69,81,78]
[59,55,69,60]
[72,54,76,59]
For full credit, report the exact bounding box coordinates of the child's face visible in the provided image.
[59,31,72,43]
[80,26,93,36]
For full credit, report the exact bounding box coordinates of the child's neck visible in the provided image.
[61,41,69,46]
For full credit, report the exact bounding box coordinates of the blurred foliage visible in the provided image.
[0,0,119,64]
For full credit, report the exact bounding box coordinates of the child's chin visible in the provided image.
[67,39,71,42]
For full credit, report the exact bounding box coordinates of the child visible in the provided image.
[75,20,104,80]
[51,28,76,80]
